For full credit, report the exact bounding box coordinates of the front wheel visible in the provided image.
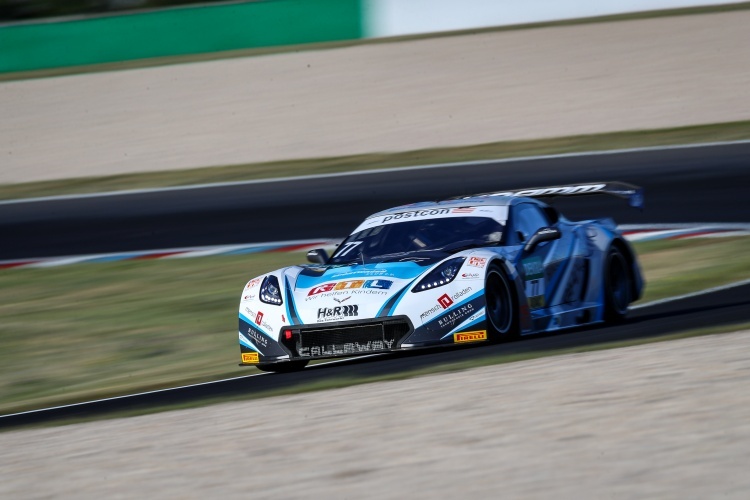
[604,247,631,323]
[256,360,309,373]
[485,265,517,341]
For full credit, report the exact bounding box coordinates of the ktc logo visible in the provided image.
[438,294,454,309]
[255,311,264,325]
[308,279,393,296]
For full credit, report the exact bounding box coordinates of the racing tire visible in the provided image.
[256,360,309,373]
[485,264,518,341]
[604,246,631,323]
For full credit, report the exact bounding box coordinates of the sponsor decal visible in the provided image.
[329,269,391,279]
[438,303,474,329]
[465,183,607,199]
[452,287,473,301]
[245,278,261,289]
[307,279,393,296]
[382,208,450,223]
[247,328,268,348]
[333,296,351,304]
[454,330,488,343]
[522,257,544,278]
[299,340,395,357]
[522,257,546,309]
[244,307,273,332]
[242,294,255,301]
[420,303,442,320]
[281,314,286,323]
[422,288,473,321]
[451,207,475,214]
[241,352,259,364]
[317,305,359,322]
[467,257,487,268]
[437,294,454,309]
[334,241,363,259]
[460,272,481,280]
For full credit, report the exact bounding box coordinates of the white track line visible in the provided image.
[631,278,750,310]
[2,139,749,205]
[0,355,382,420]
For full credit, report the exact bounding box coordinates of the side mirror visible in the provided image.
[306,248,329,265]
[523,227,561,253]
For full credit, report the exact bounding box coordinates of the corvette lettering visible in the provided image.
[308,279,393,296]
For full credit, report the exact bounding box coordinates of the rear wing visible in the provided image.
[451,181,644,209]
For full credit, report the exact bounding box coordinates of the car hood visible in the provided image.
[285,261,430,324]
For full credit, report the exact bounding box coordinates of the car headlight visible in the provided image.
[259,275,283,305]
[412,257,466,292]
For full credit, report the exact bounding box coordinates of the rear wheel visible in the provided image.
[256,360,309,373]
[485,265,517,341]
[604,247,631,323]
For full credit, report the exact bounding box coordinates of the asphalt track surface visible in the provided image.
[2,142,750,260]
[2,282,748,429]
[1,142,749,427]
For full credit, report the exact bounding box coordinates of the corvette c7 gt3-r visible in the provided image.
[238,182,644,372]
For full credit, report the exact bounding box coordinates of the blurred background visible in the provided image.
[1,0,750,496]
[0,0,226,21]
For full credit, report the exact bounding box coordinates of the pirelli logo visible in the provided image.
[453,330,488,344]
[241,352,260,364]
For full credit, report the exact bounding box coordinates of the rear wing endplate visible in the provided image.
[452,181,644,209]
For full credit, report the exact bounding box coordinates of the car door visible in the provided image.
[511,202,582,313]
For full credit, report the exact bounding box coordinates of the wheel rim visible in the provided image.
[608,253,630,314]
[486,270,512,334]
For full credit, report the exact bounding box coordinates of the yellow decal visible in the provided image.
[241,352,260,364]
[453,330,488,343]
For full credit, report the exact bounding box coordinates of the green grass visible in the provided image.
[2,1,749,83]
[1,236,749,416]
[2,120,750,202]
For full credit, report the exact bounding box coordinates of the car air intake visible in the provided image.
[283,318,412,358]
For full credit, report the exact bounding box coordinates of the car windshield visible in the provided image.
[329,216,505,265]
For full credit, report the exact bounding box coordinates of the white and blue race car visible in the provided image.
[239,182,644,372]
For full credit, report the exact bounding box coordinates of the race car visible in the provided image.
[238,181,644,372]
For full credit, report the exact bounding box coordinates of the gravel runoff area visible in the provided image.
[2,10,750,184]
[2,330,750,499]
